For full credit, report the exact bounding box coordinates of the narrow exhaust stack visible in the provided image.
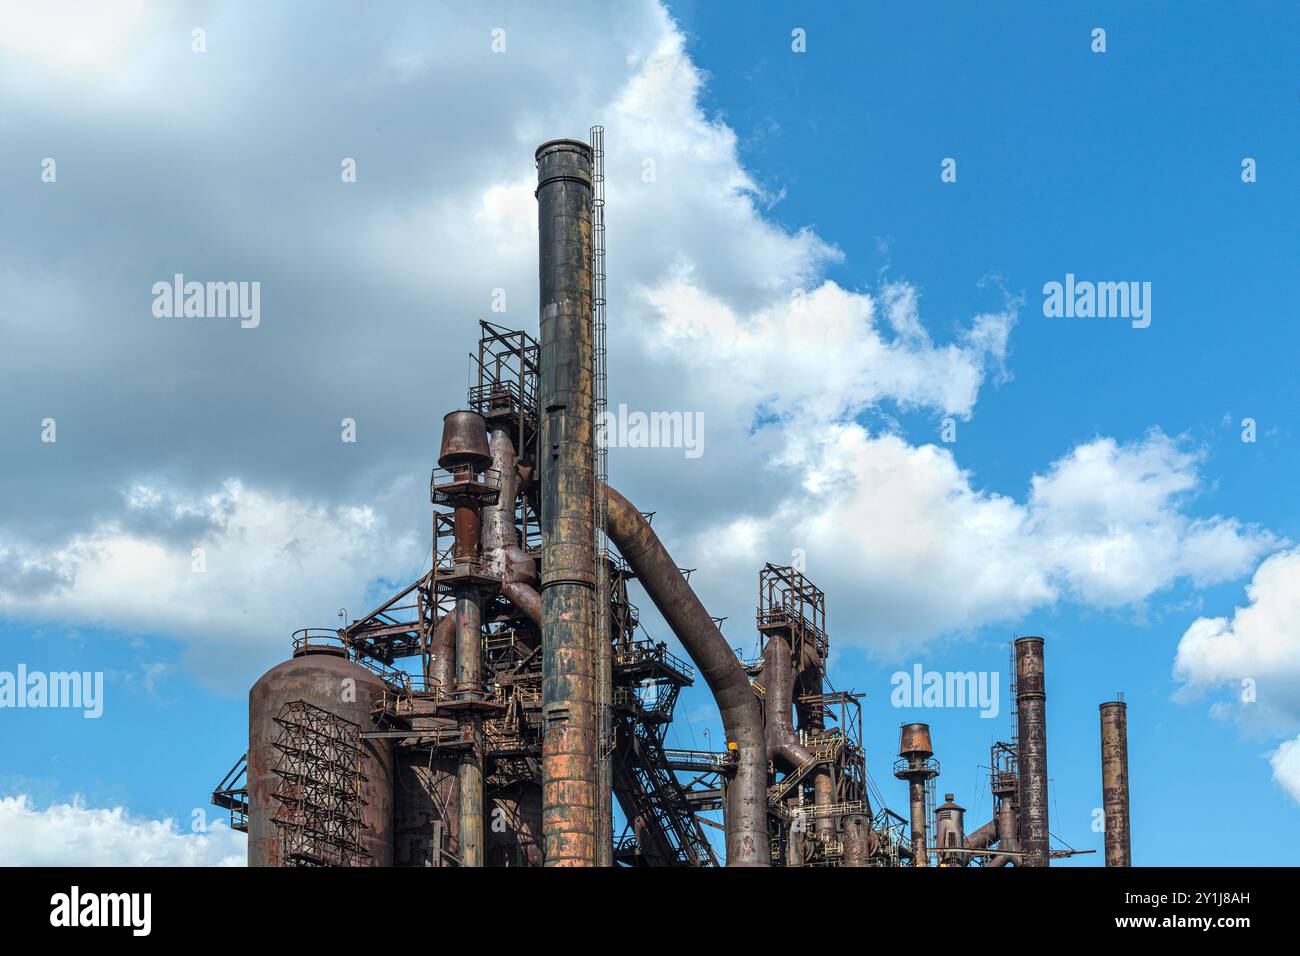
[1015,636,1050,867]
[894,722,938,867]
[1100,699,1132,867]
[536,139,599,866]
[437,409,495,867]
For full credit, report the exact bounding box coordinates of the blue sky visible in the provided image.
[0,1,1296,864]
[666,0,1299,864]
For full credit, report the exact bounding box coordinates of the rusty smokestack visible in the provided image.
[1100,699,1131,867]
[438,410,493,867]
[894,722,937,867]
[536,138,599,867]
[1015,636,1050,867]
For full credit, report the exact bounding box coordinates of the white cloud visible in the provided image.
[1173,549,1300,804]
[1270,737,1300,804]
[1174,548,1300,726]
[0,1,154,72]
[0,480,421,679]
[0,794,245,866]
[691,427,1274,653]
[0,0,1277,686]
[638,279,1012,431]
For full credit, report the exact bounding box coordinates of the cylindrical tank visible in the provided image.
[439,410,491,470]
[248,638,393,867]
[1100,700,1131,867]
[841,810,873,867]
[898,722,934,759]
[935,793,966,865]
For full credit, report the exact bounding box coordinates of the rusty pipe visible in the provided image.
[964,817,998,850]
[841,810,873,866]
[422,611,460,863]
[987,796,1019,866]
[482,425,543,629]
[907,778,928,866]
[453,568,484,868]
[1015,636,1050,867]
[763,631,814,770]
[1100,700,1132,867]
[429,611,457,694]
[604,483,768,866]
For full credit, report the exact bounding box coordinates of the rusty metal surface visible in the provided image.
[898,722,935,757]
[894,722,939,867]
[1100,700,1131,867]
[605,484,769,865]
[841,810,872,866]
[986,790,1020,867]
[394,749,459,866]
[228,136,1112,872]
[762,632,814,770]
[537,138,599,866]
[1015,636,1050,867]
[935,794,968,864]
[439,410,492,469]
[487,782,545,866]
[247,647,393,867]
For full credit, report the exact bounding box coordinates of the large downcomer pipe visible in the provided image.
[536,139,599,867]
[1015,636,1050,867]
[1100,700,1131,867]
[604,484,769,866]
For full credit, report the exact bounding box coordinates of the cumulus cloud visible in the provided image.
[1172,549,1300,804]
[0,0,1276,683]
[692,427,1274,652]
[0,794,245,866]
[1174,548,1300,727]
[1270,737,1300,804]
[638,279,1014,430]
[0,479,422,679]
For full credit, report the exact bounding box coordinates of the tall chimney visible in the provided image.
[1099,700,1132,867]
[1015,636,1050,867]
[535,139,599,867]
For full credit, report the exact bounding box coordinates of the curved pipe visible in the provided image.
[965,817,998,850]
[502,581,542,628]
[604,484,769,866]
[763,632,814,770]
[988,797,1019,866]
[482,426,543,630]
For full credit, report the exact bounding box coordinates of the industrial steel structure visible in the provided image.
[212,131,1134,868]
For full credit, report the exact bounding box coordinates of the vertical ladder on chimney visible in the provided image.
[1008,638,1019,753]
[590,124,613,867]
